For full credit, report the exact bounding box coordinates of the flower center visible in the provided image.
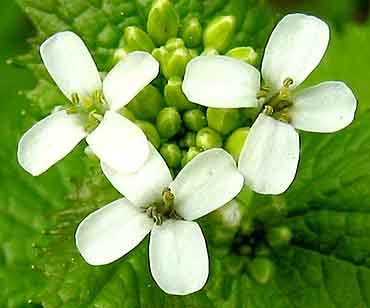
[66,91,107,132]
[145,187,181,225]
[258,78,294,123]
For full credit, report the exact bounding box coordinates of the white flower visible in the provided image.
[17,31,159,176]
[182,13,357,195]
[75,146,244,295]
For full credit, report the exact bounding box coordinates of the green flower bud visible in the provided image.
[201,48,219,56]
[226,47,258,65]
[254,196,287,225]
[266,226,292,248]
[271,195,288,217]
[163,47,192,78]
[203,16,236,53]
[179,131,196,148]
[211,232,237,249]
[239,245,252,256]
[234,186,255,236]
[124,26,155,52]
[152,46,169,66]
[247,258,274,284]
[156,107,182,139]
[127,85,163,122]
[165,37,185,51]
[240,107,260,124]
[182,16,202,48]
[147,0,179,46]
[113,48,128,64]
[240,217,254,236]
[183,109,207,131]
[196,127,223,150]
[255,244,271,257]
[236,186,254,207]
[160,143,182,168]
[164,78,196,111]
[225,127,249,161]
[95,47,115,69]
[181,146,201,167]
[119,107,136,122]
[206,107,242,135]
[135,120,161,149]
[214,199,243,229]
[188,48,199,58]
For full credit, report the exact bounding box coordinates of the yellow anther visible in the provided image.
[283,77,293,88]
[65,106,79,114]
[162,187,175,205]
[263,105,274,116]
[71,93,80,105]
[90,111,103,122]
[97,91,105,105]
[275,109,291,123]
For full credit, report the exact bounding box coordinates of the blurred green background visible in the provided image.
[1,0,370,307]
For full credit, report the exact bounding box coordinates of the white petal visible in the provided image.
[262,14,329,91]
[149,220,208,295]
[103,51,159,111]
[76,198,153,266]
[17,110,86,176]
[101,144,172,207]
[86,111,150,173]
[169,149,244,221]
[40,31,101,100]
[238,114,299,195]
[290,81,357,133]
[182,55,260,108]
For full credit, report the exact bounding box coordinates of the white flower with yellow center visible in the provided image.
[182,13,357,195]
[17,31,159,176]
[75,146,243,295]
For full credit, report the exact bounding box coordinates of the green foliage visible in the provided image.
[3,0,370,307]
[0,2,46,306]
[206,107,242,136]
[304,21,370,115]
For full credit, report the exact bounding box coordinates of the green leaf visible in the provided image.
[271,0,364,30]
[0,2,45,307]
[276,115,370,308]
[304,21,370,115]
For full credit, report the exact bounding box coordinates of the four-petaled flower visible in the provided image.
[18,31,159,176]
[182,13,357,195]
[76,146,243,295]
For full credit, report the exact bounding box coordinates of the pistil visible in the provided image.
[66,91,107,132]
[261,78,294,123]
[146,187,181,225]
